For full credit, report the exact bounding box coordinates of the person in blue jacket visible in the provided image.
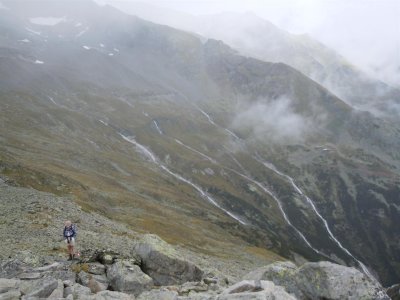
[63,220,77,260]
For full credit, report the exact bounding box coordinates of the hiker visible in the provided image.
[63,220,77,260]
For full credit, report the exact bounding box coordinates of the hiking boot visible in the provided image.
[68,254,73,261]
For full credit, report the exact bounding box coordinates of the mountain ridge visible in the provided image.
[1,0,399,286]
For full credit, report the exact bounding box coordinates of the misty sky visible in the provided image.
[99,0,400,87]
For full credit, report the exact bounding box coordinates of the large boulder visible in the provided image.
[295,261,389,300]
[19,278,58,298]
[133,234,204,286]
[107,260,153,296]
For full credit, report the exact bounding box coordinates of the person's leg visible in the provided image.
[67,243,73,259]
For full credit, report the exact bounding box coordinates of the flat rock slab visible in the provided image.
[19,278,58,298]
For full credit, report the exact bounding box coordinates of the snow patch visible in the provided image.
[100,43,105,48]
[113,48,120,52]
[34,60,44,64]
[108,53,114,56]
[18,39,31,43]
[82,46,91,50]
[29,17,66,26]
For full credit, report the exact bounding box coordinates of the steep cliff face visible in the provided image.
[0,0,399,286]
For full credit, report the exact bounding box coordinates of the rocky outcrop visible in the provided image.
[243,261,390,300]
[0,234,394,300]
[134,235,204,286]
[295,262,388,300]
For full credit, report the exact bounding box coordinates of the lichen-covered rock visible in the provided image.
[88,262,107,275]
[295,261,389,300]
[243,261,302,298]
[0,259,25,279]
[19,278,58,298]
[134,234,204,286]
[107,260,153,295]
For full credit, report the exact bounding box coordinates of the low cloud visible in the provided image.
[232,96,312,144]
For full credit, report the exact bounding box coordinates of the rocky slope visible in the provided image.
[0,0,400,287]
[0,180,392,299]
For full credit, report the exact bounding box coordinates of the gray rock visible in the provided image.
[178,294,214,300]
[88,263,107,275]
[89,290,136,299]
[0,289,22,300]
[386,283,400,300]
[48,279,64,298]
[19,278,58,298]
[295,261,389,300]
[63,286,73,298]
[134,235,204,286]
[107,260,153,295]
[78,271,108,293]
[218,280,296,300]
[43,269,76,282]
[137,289,178,300]
[243,261,302,298]
[71,283,93,300]
[0,278,19,293]
[0,259,25,278]
[221,280,263,294]
[179,281,208,295]
[33,262,60,272]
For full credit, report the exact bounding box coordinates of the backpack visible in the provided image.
[64,224,77,238]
